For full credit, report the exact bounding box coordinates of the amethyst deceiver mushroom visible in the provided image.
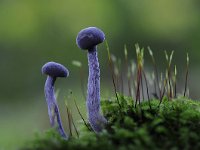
[76,27,107,132]
[42,61,69,139]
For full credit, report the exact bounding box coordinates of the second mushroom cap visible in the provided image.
[76,27,105,50]
[42,62,69,78]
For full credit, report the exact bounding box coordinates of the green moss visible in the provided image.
[21,96,200,150]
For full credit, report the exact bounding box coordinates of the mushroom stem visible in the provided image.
[44,76,67,139]
[87,47,107,132]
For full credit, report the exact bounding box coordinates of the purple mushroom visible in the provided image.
[76,27,107,132]
[42,61,69,139]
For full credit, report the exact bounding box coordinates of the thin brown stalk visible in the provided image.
[117,59,124,95]
[111,55,119,92]
[70,111,79,138]
[165,84,170,101]
[184,53,189,97]
[130,61,136,98]
[135,68,142,108]
[124,45,132,97]
[72,96,91,131]
[167,67,173,99]
[116,75,120,92]
[174,81,177,98]
[140,73,145,101]
[164,70,170,101]
[142,69,151,109]
[167,51,174,99]
[135,44,143,108]
[184,71,189,97]
[105,41,121,109]
[173,65,177,98]
[159,78,167,107]
[148,47,161,99]
[153,80,157,97]
[65,103,72,136]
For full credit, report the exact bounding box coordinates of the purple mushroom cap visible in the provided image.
[76,27,105,50]
[42,62,69,78]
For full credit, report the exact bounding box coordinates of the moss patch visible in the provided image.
[21,96,200,150]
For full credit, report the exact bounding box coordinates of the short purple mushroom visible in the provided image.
[76,27,107,132]
[42,61,69,139]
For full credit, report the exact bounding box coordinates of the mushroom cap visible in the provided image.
[42,62,69,77]
[76,27,105,50]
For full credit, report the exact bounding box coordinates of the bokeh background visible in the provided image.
[1,0,200,149]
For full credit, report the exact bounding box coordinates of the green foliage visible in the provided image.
[21,97,200,150]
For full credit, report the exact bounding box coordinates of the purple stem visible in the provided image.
[44,76,67,139]
[87,47,107,132]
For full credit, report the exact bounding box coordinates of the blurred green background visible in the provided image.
[1,0,200,149]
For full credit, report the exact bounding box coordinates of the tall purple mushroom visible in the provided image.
[76,27,107,132]
[42,61,69,139]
